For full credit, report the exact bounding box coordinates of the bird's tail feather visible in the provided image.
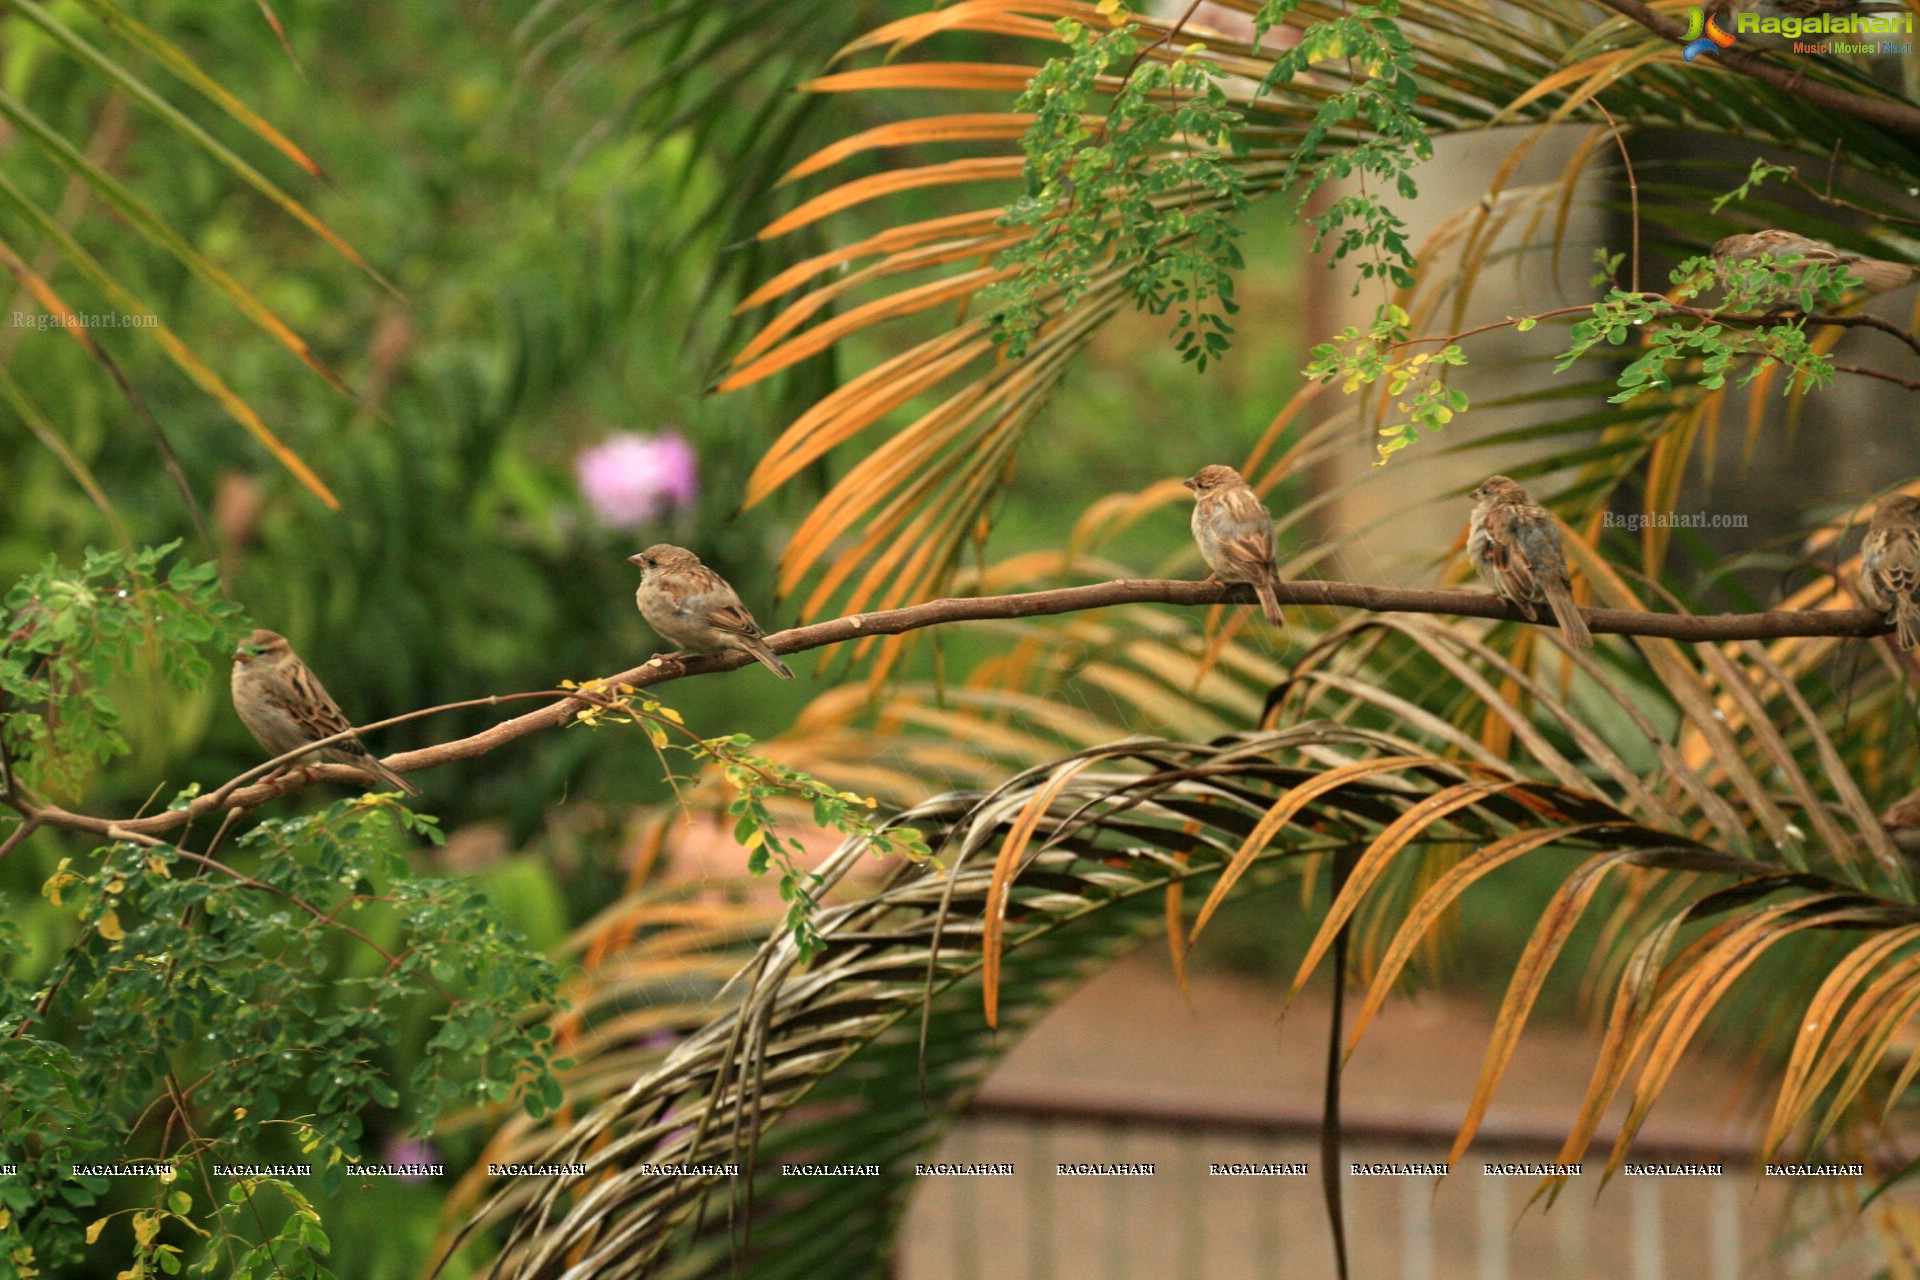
[366,758,422,797]
[1543,580,1593,650]
[1899,605,1920,652]
[1854,259,1919,294]
[744,638,796,679]
[1253,576,1287,629]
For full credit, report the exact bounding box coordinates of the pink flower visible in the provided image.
[381,1135,441,1182]
[575,431,699,528]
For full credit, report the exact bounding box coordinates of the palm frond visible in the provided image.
[438,529,1920,1270]
[0,0,384,507]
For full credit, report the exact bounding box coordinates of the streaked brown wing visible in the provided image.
[1791,244,1847,268]
[1219,486,1277,575]
[1214,533,1273,582]
[265,662,366,751]
[1860,531,1894,610]
[683,562,767,639]
[1483,508,1539,602]
[1495,546,1541,602]
[1885,530,1920,599]
[706,600,766,641]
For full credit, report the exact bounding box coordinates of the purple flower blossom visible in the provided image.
[382,1135,441,1182]
[575,431,700,528]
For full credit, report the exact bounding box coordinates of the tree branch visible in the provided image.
[1592,0,1920,138]
[1832,361,1920,391]
[1734,308,1920,360]
[0,816,41,863]
[1401,301,1920,360]
[5,576,1896,843]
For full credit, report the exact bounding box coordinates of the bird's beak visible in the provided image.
[1181,477,1198,491]
[626,554,645,565]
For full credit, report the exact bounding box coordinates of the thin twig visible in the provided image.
[162,844,447,996]
[1397,301,1920,359]
[1740,308,1920,359]
[1322,849,1354,1280]
[2,578,1900,846]
[204,687,620,810]
[1832,362,1920,391]
[1592,99,1639,296]
[0,711,16,801]
[1592,0,1920,138]
[1786,160,1920,231]
[0,817,41,863]
[1117,0,1208,88]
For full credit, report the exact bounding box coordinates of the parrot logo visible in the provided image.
[1681,6,1738,60]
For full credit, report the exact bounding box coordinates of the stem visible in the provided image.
[7,579,1897,844]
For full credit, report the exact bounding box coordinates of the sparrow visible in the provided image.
[230,629,420,794]
[628,544,794,678]
[1858,492,1920,649]
[1466,476,1593,650]
[1184,464,1285,627]
[1713,229,1918,295]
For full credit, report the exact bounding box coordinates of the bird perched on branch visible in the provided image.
[1712,229,1919,294]
[1466,476,1593,650]
[1184,464,1286,628]
[231,629,420,794]
[1858,493,1920,649]
[629,544,794,678]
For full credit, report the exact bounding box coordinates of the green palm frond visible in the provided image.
[509,0,947,391]
[0,0,388,508]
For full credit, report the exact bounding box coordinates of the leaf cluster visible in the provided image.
[564,680,934,958]
[984,14,1248,369]
[1561,250,1852,403]
[0,553,567,1277]
[1305,304,1468,460]
[1254,0,1427,290]
[4,793,565,1276]
[0,542,242,797]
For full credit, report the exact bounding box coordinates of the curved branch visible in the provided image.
[1753,310,1920,360]
[5,576,1894,842]
[0,816,41,863]
[1592,0,1920,138]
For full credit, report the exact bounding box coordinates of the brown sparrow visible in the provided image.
[1466,476,1593,649]
[231,629,420,794]
[628,544,794,678]
[1859,493,1920,649]
[1184,465,1286,627]
[1713,229,1918,295]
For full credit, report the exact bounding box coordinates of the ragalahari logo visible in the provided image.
[1681,7,1737,61]
[1681,4,1913,60]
